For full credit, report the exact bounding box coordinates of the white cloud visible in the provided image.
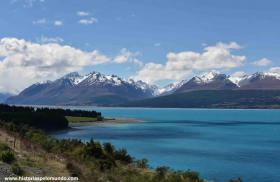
[54,20,63,26]
[269,67,280,74]
[32,18,47,25]
[0,38,145,94]
[134,42,246,83]
[231,71,247,77]
[252,58,272,66]
[36,36,64,43]
[77,11,90,16]
[0,37,109,94]
[78,17,98,25]
[32,19,63,26]
[113,48,143,66]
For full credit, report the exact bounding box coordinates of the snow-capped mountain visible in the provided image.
[175,71,237,93]
[228,72,249,86]
[158,80,187,95]
[6,72,159,105]
[5,70,280,106]
[128,79,159,96]
[163,71,280,94]
[237,72,280,89]
[194,71,222,84]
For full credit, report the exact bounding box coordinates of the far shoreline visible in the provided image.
[69,117,142,127]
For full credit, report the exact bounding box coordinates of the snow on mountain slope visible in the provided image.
[158,80,187,95]
[197,71,220,83]
[228,72,249,87]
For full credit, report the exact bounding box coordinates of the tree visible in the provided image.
[136,159,149,169]
[155,166,170,180]
[103,143,115,155]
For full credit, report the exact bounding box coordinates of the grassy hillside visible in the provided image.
[123,90,280,108]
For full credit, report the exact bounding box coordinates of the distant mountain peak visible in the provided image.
[82,71,125,86]
[192,71,227,84]
[7,71,158,105]
[158,80,187,95]
[228,72,248,87]
[60,72,86,85]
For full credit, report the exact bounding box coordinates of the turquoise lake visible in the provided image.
[53,107,280,182]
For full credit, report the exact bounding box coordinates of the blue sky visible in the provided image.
[0,0,280,93]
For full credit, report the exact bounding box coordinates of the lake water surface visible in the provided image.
[53,107,280,182]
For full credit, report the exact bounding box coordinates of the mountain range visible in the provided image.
[6,72,158,105]
[6,71,280,107]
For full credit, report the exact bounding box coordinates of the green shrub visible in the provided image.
[155,166,170,180]
[0,143,10,151]
[103,143,115,155]
[114,149,132,164]
[66,162,81,177]
[182,170,200,181]
[136,159,149,169]
[1,151,15,164]
[11,163,24,175]
[99,159,115,171]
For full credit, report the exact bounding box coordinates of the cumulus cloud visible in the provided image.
[269,67,280,74]
[78,17,98,25]
[77,11,90,16]
[113,48,143,66]
[134,42,246,83]
[231,71,247,77]
[252,58,272,66]
[0,38,145,94]
[0,37,109,93]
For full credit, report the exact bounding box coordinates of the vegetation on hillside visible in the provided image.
[123,90,280,108]
[0,104,101,131]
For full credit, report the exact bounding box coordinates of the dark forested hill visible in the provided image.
[122,90,280,108]
[0,104,101,131]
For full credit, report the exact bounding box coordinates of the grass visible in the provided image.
[0,133,70,177]
[65,116,98,123]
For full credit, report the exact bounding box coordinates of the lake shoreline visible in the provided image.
[69,117,142,127]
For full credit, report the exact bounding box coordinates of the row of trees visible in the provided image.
[0,104,101,131]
